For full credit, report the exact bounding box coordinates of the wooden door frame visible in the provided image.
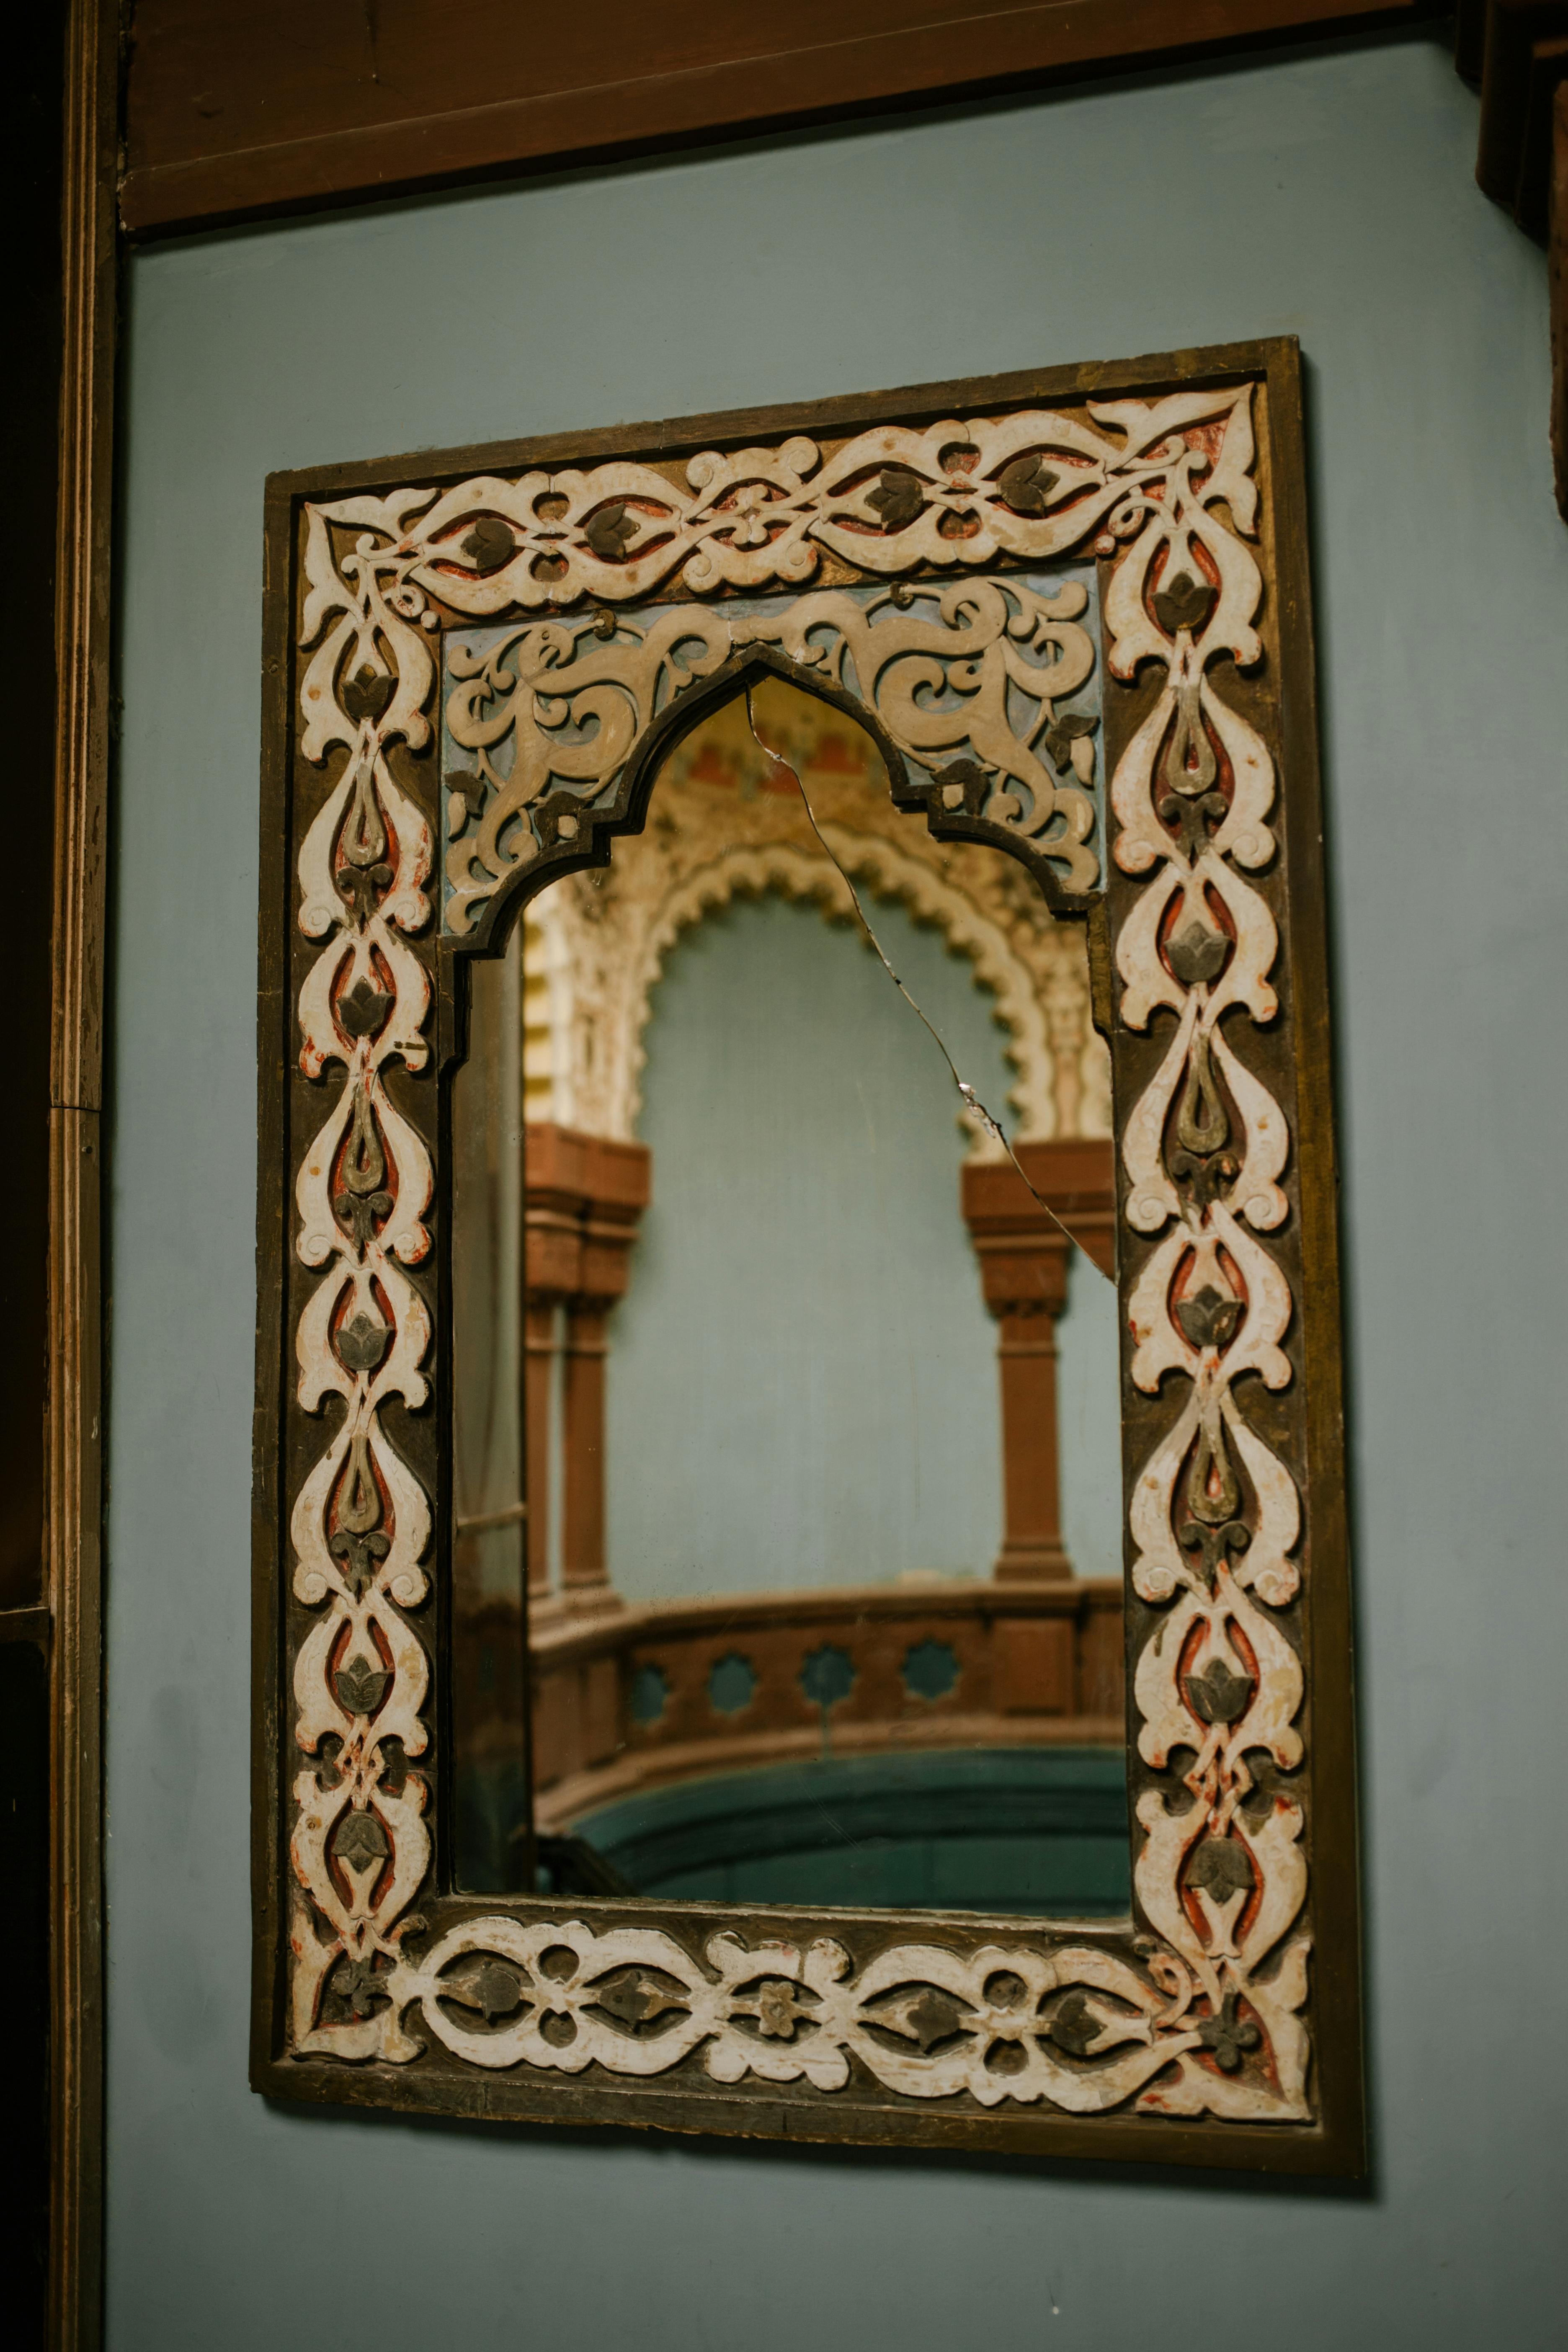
[46,2,118,2345]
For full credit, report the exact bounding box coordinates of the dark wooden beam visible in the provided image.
[121,0,1425,238]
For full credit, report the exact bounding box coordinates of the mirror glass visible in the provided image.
[451,676,1126,1917]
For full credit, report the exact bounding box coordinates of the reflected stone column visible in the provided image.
[524,1124,650,1618]
[961,1138,1115,1584]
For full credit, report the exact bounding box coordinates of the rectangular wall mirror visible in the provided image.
[254,340,1361,2170]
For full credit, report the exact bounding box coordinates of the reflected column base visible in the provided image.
[993,1542,1075,1582]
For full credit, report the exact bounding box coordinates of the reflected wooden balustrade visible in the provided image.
[454,1578,1124,1836]
[480,1127,1126,1832]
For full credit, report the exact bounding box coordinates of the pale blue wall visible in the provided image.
[108,31,1566,2351]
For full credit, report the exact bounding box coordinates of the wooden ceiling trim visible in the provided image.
[119,0,1423,239]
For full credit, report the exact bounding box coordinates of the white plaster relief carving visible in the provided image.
[288,500,441,2060]
[1102,387,1308,2117]
[384,1918,1213,2108]
[391,408,1241,614]
[441,571,1102,935]
[284,384,1312,2125]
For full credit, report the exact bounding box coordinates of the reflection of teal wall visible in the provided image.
[111,34,1564,2352]
[609,891,1015,1596]
[573,1748,1130,1915]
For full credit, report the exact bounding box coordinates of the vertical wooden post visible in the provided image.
[46,5,117,2343]
[522,1127,586,1612]
[524,1127,650,1617]
[522,1303,557,1597]
[560,1303,611,1603]
[961,1138,1116,1585]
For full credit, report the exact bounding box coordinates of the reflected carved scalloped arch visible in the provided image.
[526,819,1107,1147]
[628,832,1063,1148]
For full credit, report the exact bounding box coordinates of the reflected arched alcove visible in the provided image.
[451,673,1125,1906]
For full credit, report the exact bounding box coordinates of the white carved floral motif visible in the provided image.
[387,408,1245,612]
[374,1916,1264,2109]
[285,384,1310,2122]
[287,516,439,2059]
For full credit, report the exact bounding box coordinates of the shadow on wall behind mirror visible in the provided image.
[450,672,1127,1917]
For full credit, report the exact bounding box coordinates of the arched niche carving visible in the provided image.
[441,591,1108,957]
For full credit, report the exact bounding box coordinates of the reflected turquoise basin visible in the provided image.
[568,1746,1130,1917]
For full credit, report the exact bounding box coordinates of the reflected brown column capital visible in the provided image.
[524,1124,650,1617]
[961,1138,1116,1584]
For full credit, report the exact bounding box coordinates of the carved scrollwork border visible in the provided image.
[253,340,1362,2170]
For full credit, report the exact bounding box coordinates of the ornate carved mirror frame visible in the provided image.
[252,338,1362,2171]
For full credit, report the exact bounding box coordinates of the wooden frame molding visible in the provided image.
[253,338,1362,2168]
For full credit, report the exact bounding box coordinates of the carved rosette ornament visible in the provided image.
[268,352,1352,2157]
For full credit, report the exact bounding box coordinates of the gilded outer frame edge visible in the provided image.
[251,335,1364,2173]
